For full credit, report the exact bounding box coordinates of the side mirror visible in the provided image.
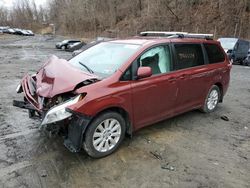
[137,67,152,79]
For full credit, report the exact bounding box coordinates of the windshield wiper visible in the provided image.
[78,62,94,74]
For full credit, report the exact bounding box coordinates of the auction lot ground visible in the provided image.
[0,34,249,188]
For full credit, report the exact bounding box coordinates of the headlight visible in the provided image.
[41,95,81,125]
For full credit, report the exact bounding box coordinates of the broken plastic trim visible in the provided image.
[41,94,82,126]
[64,110,92,152]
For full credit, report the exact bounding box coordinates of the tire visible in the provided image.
[61,45,66,50]
[202,85,220,113]
[83,112,126,158]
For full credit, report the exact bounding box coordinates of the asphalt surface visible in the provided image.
[0,34,249,188]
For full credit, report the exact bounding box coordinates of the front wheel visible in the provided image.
[202,85,220,113]
[83,112,126,158]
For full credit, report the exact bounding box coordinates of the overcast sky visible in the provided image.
[0,0,47,8]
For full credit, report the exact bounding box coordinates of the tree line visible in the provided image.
[0,0,249,39]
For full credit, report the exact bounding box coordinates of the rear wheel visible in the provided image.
[202,85,220,113]
[83,112,126,158]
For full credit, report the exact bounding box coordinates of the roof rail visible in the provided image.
[139,31,188,37]
[167,33,214,40]
[139,31,214,40]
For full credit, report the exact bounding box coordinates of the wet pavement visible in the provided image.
[0,34,249,188]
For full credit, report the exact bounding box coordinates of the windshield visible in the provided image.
[68,42,140,78]
[218,38,238,50]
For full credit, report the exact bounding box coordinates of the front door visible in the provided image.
[131,45,178,130]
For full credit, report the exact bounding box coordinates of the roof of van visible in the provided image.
[109,37,220,47]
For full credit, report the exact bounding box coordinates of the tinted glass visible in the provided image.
[204,43,225,64]
[174,44,204,69]
[139,45,172,75]
[121,66,132,81]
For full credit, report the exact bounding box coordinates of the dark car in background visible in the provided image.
[218,38,250,64]
[0,27,34,36]
[5,28,15,34]
[66,41,87,52]
[243,49,250,66]
[55,39,81,50]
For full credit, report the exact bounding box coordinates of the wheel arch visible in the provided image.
[214,82,223,102]
[85,106,133,137]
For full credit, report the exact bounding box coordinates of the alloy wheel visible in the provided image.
[92,118,121,152]
[207,89,219,110]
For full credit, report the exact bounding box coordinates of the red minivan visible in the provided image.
[14,35,231,158]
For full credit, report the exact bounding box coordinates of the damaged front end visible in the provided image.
[13,55,99,152]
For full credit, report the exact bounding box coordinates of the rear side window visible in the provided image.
[174,44,204,70]
[204,43,225,64]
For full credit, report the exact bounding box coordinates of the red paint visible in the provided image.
[35,55,98,98]
[137,67,152,79]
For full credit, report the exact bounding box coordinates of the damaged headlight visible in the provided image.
[41,95,82,125]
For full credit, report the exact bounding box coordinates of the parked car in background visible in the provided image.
[5,28,15,34]
[26,30,34,36]
[13,28,25,35]
[1,27,34,36]
[218,38,250,64]
[243,49,250,66]
[66,41,87,52]
[55,39,81,50]
[14,34,231,158]
[72,37,113,56]
[0,26,9,33]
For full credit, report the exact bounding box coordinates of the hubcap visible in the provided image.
[207,89,219,110]
[92,118,121,152]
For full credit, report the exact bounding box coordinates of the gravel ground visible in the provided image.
[0,34,249,188]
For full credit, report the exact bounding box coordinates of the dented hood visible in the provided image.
[36,55,98,98]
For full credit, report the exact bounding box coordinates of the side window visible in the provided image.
[139,45,172,75]
[120,66,132,81]
[174,44,204,70]
[204,43,225,64]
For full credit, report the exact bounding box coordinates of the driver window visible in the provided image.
[139,45,171,75]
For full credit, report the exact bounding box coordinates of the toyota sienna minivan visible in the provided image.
[14,34,231,158]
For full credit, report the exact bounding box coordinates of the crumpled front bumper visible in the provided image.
[13,75,92,153]
[20,74,44,111]
[13,99,92,153]
[13,99,42,119]
[13,74,44,119]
